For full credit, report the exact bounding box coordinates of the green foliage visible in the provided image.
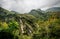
[0,30,14,39]
[0,7,60,39]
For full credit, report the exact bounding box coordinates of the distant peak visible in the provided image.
[46,7,60,12]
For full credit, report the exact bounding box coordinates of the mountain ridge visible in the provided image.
[46,7,60,12]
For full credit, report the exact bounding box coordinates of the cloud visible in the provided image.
[0,0,60,13]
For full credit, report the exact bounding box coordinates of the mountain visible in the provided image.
[0,7,38,35]
[0,7,60,39]
[0,7,16,15]
[46,7,60,19]
[29,9,47,20]
[0,7,16,22]
[46,7,60,12]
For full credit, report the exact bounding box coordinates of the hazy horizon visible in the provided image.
[0,0,60,13]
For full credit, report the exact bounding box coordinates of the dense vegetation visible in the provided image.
[0,7,60,39]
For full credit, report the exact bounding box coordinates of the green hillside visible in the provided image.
[0,7,60,39]
[29,9,47,21]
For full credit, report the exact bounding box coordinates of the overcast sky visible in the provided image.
[0,0,60,13]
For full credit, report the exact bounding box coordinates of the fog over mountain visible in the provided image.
[0,0,60,13]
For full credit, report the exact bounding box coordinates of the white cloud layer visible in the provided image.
[0,0,60,13]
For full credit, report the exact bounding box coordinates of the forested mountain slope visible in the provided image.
[0,7,60,39]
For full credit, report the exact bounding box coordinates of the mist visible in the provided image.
[0,0,60,13]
